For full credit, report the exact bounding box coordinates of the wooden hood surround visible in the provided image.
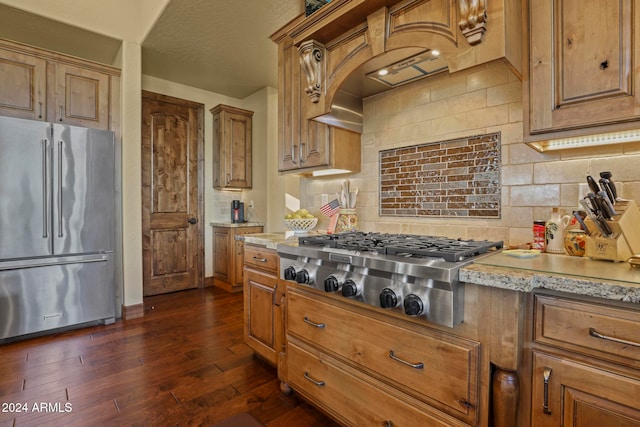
[274,0,521,121]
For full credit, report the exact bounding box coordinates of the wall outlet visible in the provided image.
[577,183,589,208]
[249,200,254,209]
[321,194,329,205]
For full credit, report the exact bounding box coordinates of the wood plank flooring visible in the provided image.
[0,287,339,426]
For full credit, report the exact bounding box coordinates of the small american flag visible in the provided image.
[320,198,340,217]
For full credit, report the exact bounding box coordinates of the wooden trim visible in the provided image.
[203,276,215,288]
[0,38,121,76]
[122,303,144,320]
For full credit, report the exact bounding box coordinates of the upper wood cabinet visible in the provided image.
[211,104,253,189]
[0,47,46,120]
[525,0,640,142]
[0,39,120,131]
[276,32,361,174]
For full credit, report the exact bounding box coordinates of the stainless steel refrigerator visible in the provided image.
[0,116,116,342]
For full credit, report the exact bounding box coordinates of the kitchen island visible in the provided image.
[243,234,640,426]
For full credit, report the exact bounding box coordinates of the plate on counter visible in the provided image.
[502,249,541,259]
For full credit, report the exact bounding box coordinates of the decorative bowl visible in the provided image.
[284,218,318,233]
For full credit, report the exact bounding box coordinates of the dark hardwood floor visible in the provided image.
[0,287,339,426]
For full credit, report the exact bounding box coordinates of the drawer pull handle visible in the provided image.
[252,257,268,263]
[382,421,394,427]
[388,350,424,369]
[589,327,640,348]
[303,316,325,328]
[543,367,552,415]
[303,371,325,387]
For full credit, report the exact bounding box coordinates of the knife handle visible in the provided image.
[599,171,617,199]
[573,210,591,235]
[597,191,617,216]
[599,178,616,204]
[587,175,601,194]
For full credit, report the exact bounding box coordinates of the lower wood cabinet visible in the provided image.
[531,352,640,427]
[287,339,468,427]
[282,284,480,426]
[528,293,640,426]
[212,226,262,292]
[243,244,284,365]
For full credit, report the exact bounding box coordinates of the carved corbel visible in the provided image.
[458,0,487,45]
[299,40,325,103]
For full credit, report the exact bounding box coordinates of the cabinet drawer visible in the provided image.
[244,245,278,274]
[287,341,469,427]
[534,295,640,367]
[287,289,479,421]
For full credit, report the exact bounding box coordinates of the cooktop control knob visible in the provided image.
[283,266,297,281]
[379,288,399,308]
[324,276,340,292]
[341,279,358,297]
[404,294,424,316]
[296,269,310,284]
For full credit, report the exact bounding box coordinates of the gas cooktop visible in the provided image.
[298,232,503,263]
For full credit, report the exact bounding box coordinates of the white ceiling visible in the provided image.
[0,0,303,99]
[142,0,303,98]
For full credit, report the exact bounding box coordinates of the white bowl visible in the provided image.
[284,217,318,233]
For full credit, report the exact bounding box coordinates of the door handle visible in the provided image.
[187,217,197,224]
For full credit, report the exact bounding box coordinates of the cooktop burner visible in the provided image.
[298,232,503,262]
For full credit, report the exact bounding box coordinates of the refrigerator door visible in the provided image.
[0,253,115,341]
[52,124,115,255]
[0,116,53,260]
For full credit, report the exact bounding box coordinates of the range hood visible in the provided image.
[313,49,449,134]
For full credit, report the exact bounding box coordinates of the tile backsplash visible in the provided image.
[380,132,500,218]
[300,60,640,247]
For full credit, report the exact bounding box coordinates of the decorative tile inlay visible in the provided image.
[379,132,501,218]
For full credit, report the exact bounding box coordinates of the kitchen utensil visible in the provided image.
[599,178,616,204]
[597,191,617,217]
[586,175,601,194]
[579,198,611,237]
[572,210,591,235]
[599,171,618,200]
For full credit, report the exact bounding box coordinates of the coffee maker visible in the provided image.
[231,200,244,223]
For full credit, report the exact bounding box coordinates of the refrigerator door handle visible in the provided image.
[0,254,109,271]
[42,138,49,239]
[57,140,63,238]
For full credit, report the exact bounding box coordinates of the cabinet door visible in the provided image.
[54,63,110,130]
[244,268,279,365]
[278,36,302,171]
[212,227,230,282]
[0,47,46,120]
[223,111,252,188]
[529,0,640,134]
[531,352,640,426]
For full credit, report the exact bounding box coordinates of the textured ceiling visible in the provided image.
[142,0,303,99]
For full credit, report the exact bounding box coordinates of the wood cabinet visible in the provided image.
[525,0,640,142]
[211,104,253,189]
[0,39,120,131]
[282,284,480,426]
[527,293,640,426]
[275,33,361,174]
[243,244,285,366]
[212,225,262,292]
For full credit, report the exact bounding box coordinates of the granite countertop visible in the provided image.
[243,231,324,250]
[461,252,640,303]
[210,221,265,228]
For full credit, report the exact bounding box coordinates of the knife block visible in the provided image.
[583,199,640,262]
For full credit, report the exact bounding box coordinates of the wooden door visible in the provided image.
[53,62,110,130]
[142,91,204,296]
[0,47,47,120]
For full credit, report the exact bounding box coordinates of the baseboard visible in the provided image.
[204,276,215,287]
[122,302,144,320]
[213,278,243,293]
